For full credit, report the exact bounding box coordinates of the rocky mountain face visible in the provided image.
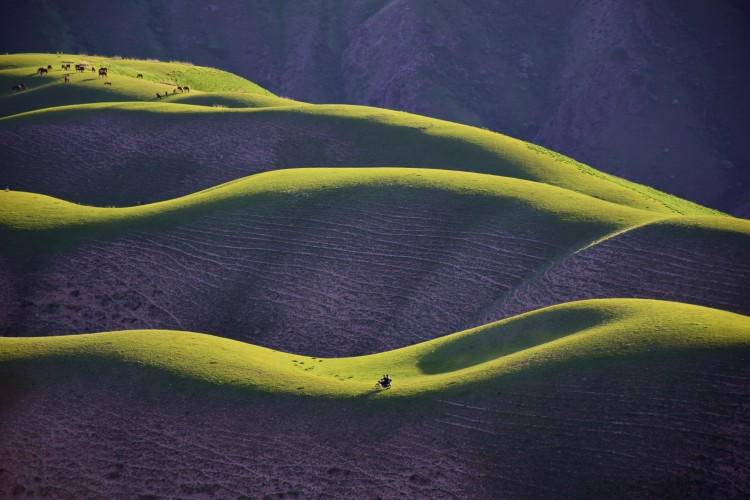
[3,0,748,215]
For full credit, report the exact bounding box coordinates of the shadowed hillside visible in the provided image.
[1,2,747,215]
[2,169,747,356]
[1,50,749,498]
[1,300,749,497]
[0,102,719,217]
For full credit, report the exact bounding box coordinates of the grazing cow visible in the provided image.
[11,83,26,92]
[75,64,85,73]
[37,67,48,75]
[136,73,143,79]
[63,75,70,83]
[104,81,112,86]
[98,68,108,77]
[156,92,161,99]
[176,86,183,93]
[183,86,190,93]
[173,88,178,95]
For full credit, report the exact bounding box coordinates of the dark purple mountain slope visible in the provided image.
[2,0,748,215]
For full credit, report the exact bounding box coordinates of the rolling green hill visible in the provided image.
[0,101,722,216]
[1,168,747,353]
[2,299,748,397]
[0,53,291,117]
[1,52,749,499]
[0,167,662,232]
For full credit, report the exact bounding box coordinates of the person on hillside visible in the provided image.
[377,374,392,389]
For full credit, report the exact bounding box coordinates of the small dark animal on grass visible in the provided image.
[11,83,26,92]
[156,92,161,99]
[61,64,70,70]
[183,86,190,93]
[47,64,52,70]
[104,81,112,86]
[75,64,85,73]
[136,74,143,79]
[37,67,48,75]
[63,75,70,83]
[92,67,96,73]
[176,86,183,93]
[98,68,108,78]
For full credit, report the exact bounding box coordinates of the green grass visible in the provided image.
[0,53,746,404]
[0,53,281,117]
[1,299,747,397]
[0,100,724,217]
[170,92,305,108]
[0,167,664,231]
[3,167,746,266]
[0,53,269,93]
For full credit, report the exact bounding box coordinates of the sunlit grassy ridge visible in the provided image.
[0,100,723,217]
[1,299,748,397]
[0,53,269,93]
[3,168,746,269]
[0,167,662,232]
[0,53,285,116]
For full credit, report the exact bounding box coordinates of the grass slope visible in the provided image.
[0,53,287,117]
[2,167,747,350]
[0,101,722,216]
[2,299,748,397]
[0,167,662,233]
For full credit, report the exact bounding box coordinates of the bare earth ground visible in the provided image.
[1,110,551,206]
[0,189,596,354]
[2,190,747,356]
[1,348,749,498]
[474,222,750,327]
[2,1,748,215]
[1,111,442,206]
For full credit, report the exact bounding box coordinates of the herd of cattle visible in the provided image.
[10,63,190,99]
[33,63,107,77]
